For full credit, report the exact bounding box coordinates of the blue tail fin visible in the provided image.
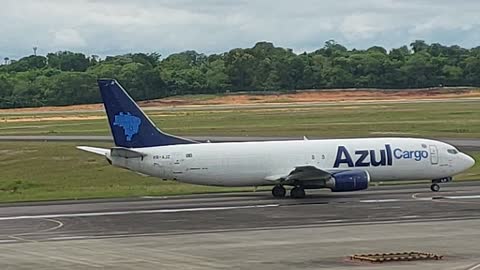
[98,79,196,148]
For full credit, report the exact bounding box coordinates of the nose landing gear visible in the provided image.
[430,177,453,192]
[430,183,440,192]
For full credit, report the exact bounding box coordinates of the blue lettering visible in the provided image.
[393,148,429,161]
[370,149,386,167]
[394,148,403,159]
[333,144,429,168]
[334,146,354,168]
[386,144,393,166]
[354,150,370,167]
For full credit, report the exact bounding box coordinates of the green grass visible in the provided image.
[0,142,252,203]
[0,100,480,138]
[0,141,478,203]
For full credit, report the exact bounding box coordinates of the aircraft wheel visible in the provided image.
[291,186,306,199]
[272,185,286,198]
[430,183,440,192]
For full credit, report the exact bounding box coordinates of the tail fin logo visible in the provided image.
[113,112,141,142]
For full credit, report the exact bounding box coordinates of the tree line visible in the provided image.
[1,40,480,108]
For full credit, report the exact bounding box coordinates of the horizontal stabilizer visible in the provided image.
[111,147,146,158]
[77,146,110,156]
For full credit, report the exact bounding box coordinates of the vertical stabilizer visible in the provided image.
[98,79,195,148]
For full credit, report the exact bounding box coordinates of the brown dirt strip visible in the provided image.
[0,87,478,113]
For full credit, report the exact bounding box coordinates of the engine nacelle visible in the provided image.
[327,170,370,192]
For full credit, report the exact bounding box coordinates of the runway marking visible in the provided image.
[323,219,347,223]
[441,195,480,200]
[412,193,434,201]
[0,240,17,243]
[0,204,279,221]
[49,236,89,241]
[39,216,480,243]
[467,263,480,270]
[413,193,480,202]
[399,215,419,219]
[359,199,400,203]
[11,218,64,237]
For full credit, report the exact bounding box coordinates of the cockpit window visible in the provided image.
[447,149,459,154]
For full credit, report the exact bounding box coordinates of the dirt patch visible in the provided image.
[1,87,479,113]
[195,88,480,105]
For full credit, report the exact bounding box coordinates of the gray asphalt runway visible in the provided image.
[1,182,480,269]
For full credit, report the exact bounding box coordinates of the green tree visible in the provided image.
[47,51,91,72]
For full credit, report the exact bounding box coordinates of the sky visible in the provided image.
[1,0,480,59]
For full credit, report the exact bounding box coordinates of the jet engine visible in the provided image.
[326,170,370,192]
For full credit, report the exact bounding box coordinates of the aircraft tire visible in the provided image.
[272,185,286,198]
[291,186,306,199]
[430,183,440,192]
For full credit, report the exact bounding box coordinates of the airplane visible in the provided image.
[78,79,476,198]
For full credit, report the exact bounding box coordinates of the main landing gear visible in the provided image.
[272,185,286,198]
[430,177,453,192]
[290,186,306,199]
[271,185,306,199]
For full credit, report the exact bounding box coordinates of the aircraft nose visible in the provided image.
[463,153,475,170]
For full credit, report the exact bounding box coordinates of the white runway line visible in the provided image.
[323,220,347,223]
[467,263,480,270]
[359,199,400,203]
[0,204,280,221]
[0,240,17,243]
[442,195,480,200]
[399,215,419,219]
[49,236,89,241]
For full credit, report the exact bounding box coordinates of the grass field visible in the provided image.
[0,142,251,202]
[0,141,478,203]
[0,100,479,138]
[0,99,479,202]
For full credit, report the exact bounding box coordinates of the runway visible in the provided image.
[1,182,480,269]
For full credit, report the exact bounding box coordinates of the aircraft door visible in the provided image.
[429,145,439,165]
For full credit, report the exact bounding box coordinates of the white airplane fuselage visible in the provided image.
[112,137,474,187]
[79,80,476,198]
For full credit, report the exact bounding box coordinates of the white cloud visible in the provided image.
[340,13,392,40]
[52,29,87,48]
[1,0,480,59]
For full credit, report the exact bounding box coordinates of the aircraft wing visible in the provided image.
[266,165,333,184]
[285,166,332,182]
